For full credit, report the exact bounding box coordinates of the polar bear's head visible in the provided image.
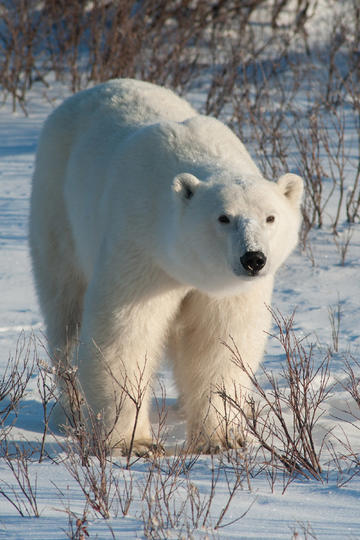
[164,171,303,296]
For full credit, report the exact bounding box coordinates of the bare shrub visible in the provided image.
[342,356,360,411]
[53,493,93,540]
[0,0,237,107]
[342,73,360,224]
[327,432,360,488]
[293,105,353,234]
[57,400,135,520]
[65,509,91,540]
[292,111,330,231]
[140,448,254,537]
[53,376,121,518]
[0,441,40,517]
[219,310,334,485]
[55,361,89,464]
[331,355,360,484]
[332,225,353,266]
[0,333,35,436]
[0,0,320,110]
[0,0,42,113]
[291,2,360,238]
[36,355,58,462]
[60,441,115,520]
[291,521,318,539]
[319,349,360,485]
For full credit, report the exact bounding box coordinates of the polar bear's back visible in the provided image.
[47,79,197,140]
[100,79,197,124]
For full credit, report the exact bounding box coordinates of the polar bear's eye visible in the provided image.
[266,215,275,224]
[218,214,231,224]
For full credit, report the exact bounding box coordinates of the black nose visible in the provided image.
[240,251,267,276]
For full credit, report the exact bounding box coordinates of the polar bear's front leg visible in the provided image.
[171,285,273,453]
[72,266,183,455]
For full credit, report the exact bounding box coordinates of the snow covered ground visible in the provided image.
[1,9,360,538]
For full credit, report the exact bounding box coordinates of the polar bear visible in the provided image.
[30,79,303,454]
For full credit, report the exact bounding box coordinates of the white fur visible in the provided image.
[30,79,303,453]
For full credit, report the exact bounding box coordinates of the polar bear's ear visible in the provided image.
[172,173,201,201]
[277,173,304,207]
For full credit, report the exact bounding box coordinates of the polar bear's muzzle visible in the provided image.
[240,250,267,276]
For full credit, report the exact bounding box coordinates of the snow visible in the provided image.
[1,10,360,539]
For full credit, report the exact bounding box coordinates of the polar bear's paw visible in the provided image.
[112,438,165,458]
[190,435,247,455]
[132,439,165,458]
